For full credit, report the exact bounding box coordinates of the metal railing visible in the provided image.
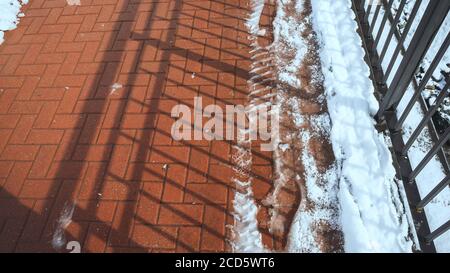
[352,0,450,252]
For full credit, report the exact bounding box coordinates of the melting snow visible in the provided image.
[110,83,123,94]
[0,0,28,44]
[66,0,81,6]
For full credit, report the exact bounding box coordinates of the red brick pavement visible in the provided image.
[0,0,275,252]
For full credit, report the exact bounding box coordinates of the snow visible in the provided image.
[287,128,341,252]
[110,83,122,94]
[66,0,81,6]
[52,202,75,250]
[311,0,414,252]
[397,86,450,252]
[245,0,265,37]
[272,3,307,89]
[0,0,28,45]
[367,0,450,252]
[230,0,268,253]
[271,0,341,253]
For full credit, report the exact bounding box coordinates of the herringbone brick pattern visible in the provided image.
[0,0,275,252]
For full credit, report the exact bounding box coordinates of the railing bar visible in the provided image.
[379,0,450,116]
[383,0,422,82]
[417,174,450,209]
[365,1,374,23]
[379,0,407,63]
[425,220,450,243]
[409,108,450,182]
[374,0,395,49]
[360,0,366,10]
[395,32,450,131]
[369,4,383,34]
[403,83,450,155]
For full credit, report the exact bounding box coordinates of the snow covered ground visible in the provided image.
[367,0,450,252]
[233,0,417,253]
[310,0,414,252]
[230,0,271,253]
[0,0,28,45]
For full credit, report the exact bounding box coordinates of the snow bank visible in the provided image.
[367,0,450,252]
[311,0,413,252]
[0,0,28,44]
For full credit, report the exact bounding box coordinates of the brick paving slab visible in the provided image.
[0,0,275,252]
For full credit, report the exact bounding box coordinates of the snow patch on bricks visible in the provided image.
[310,0,414,252]
[0,0,28,45]
[110,83,123,95]
[272,0,342,252]
[246,0,266,37]
[52,202,75,250]
[231,0,273,253]
[66,0,81,6]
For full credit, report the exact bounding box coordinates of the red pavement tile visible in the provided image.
[0,0,273,253]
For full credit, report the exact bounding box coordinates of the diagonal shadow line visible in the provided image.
[109,89,279,178]
[164,62,276,97]
[94,0,272,251]
[34,0,175,251]
[113,124,276,186]
[85,0,187,252]
[29,0,272,252]
[183,1,252,22]
[35,0,147,250]
[148,14,249,47]
[143,67,250,98]
[163,62,248,91]
[132,215,197,252]
[1,0,278,253]
[144,65,276,111]
[200,0,253,12]
[169,32,250,60]
[107,171,231,216]
[138,190,226,240]
[132,32,250,65]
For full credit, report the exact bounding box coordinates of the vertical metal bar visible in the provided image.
[384,111,436,253]
[417,174,450,209]
[382,0,422,82]
[374,0,395,50]
[360,0,366,9]
[409,118,450,181]
[365,1,374,23]
[395,32,450,131]
[377,0,450,117]
[369,4,383,34]
[425,220,450,243]
[403,83,450,155]
[378,0,406,63]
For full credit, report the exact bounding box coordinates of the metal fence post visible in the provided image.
[377,0,450,118]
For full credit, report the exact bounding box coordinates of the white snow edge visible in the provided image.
[0,0,28,45]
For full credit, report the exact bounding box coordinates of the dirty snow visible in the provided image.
[52,202,75,250]
[271,0,342,253]
[231,0,269,253]
[0,0,28,45]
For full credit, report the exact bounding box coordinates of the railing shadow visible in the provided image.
[0,0,285,253]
